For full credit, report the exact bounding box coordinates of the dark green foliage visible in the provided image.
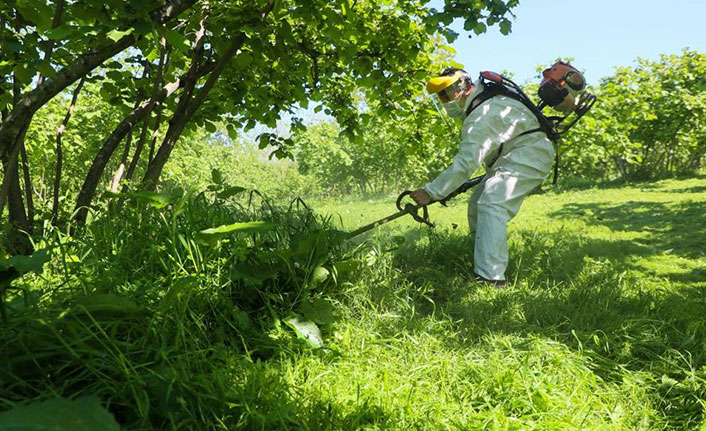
[0,396,120,431]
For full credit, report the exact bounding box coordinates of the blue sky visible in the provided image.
[447,0,706,85]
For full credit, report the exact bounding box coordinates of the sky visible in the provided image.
[446,0,706,85]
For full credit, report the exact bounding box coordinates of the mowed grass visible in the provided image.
[288,175,706,430]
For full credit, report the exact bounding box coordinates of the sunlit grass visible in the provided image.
[303,175,706,430]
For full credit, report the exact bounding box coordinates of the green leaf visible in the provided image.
[74,293,141,314]
[36,61,57,79]
[16,0,54,30]
[99,82,119,101]
[300,298,335,325]
[145,47,160,62]
[105,70,123,81]
[1,249,50,275]
[310,266,329,286]
[211,168,223,184]
[233,52,253,69]
[333,259,363,277]
[195,221,278,244]
[0,396,120,431]
[127,191,173,208]
[443,28,459,42]
[284,316,323,348]
[1,249,50,288]
[13,63,36,85]
[226,125,238,140]
[104,190,174,208]
[499,19,512,35]
[472,22,486,35]
[1,39,22,53]
[44,25,76,41]
[164,29,190,52]
[204,121,217,133]
[106,28,134,42]
[216,186,246,199]
[290,231,330,264]
[231,262,275,286]
[134,21,154,36]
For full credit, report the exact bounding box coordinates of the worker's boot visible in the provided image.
[473,272,507,289]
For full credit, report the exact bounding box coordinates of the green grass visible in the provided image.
[307,175,706,429]
[1,176,705,430]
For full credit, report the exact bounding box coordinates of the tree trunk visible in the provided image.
[19,138,34,231]
[687,139,706,170]
[147,101,164,167]
[72,63,216,225]
[1,144,30,253]
[0,0,64,229]
[141,12,209,188]
[147,42,170,166]
[142,33,246,189]
[132,40,169,179]
[110,164,126,194]
[52,77,86,224]
[120,127,135,167]
[0,10,33,234]
[126,114,156,185]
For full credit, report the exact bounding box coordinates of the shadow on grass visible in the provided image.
[548,198,706,261]
[546,173,706,193]
[375,194,706,429]
[669,185,706,194]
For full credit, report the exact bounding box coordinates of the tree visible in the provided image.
[560,49,706,180]
[2,0,521,248]
[1,0,197,250]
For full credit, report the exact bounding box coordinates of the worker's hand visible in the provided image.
[410,188,432,206]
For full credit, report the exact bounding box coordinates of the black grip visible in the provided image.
[396,191,434,227]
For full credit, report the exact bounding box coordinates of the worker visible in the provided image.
[410,65,585,288]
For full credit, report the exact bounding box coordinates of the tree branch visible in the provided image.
[0,0,197,158]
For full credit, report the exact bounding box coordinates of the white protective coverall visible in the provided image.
[424,79,555,281]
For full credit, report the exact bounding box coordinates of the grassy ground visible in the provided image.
[299,175,706,430]
[1,175,705,430]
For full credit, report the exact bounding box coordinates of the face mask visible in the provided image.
[443,99,465,119]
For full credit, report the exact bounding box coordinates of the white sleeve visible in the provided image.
[424,100,518,200]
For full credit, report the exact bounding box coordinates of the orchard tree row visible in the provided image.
[560,49,706,180]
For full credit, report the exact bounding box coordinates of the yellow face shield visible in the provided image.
[426,71,467,103]
[426,71,461,95]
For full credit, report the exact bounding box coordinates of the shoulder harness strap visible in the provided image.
[465,71,560,142]
[464,71,563,182]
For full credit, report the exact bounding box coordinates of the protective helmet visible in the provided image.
[426,68,472,103]
[538,61,586,112]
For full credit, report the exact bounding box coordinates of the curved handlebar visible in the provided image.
[395,191,434,228]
